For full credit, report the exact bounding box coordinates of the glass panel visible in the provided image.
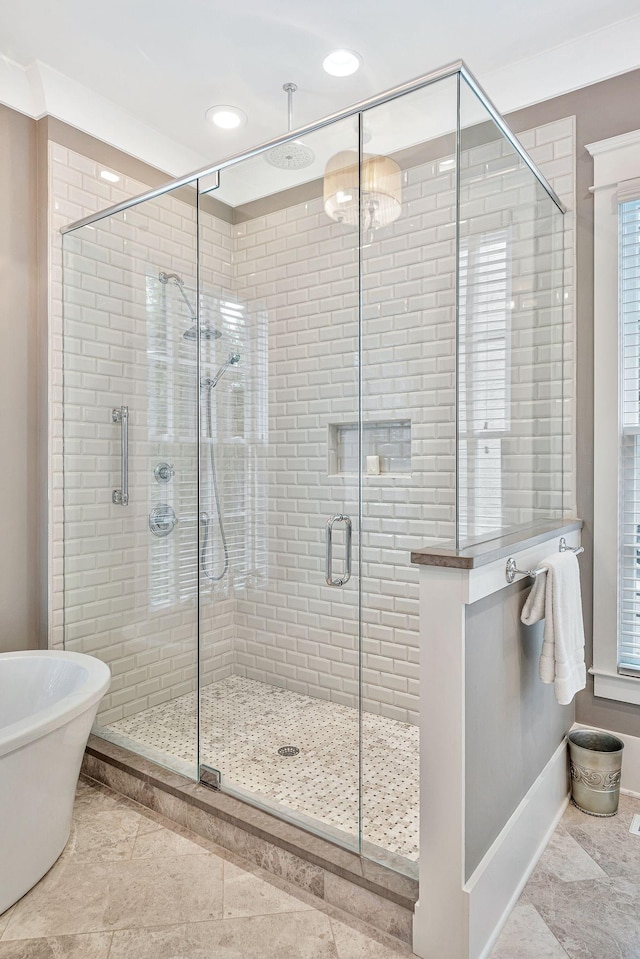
[457,76,565,548]
[196,118,361,850]
[359,75,458,876]
[62,186,200,780]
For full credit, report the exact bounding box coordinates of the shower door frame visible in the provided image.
[60,60,567,880]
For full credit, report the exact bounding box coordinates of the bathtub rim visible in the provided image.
[0,650,111,759]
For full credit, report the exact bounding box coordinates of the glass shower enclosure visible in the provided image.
[61,62,566,878]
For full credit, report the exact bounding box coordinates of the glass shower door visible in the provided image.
[196,118,362,850]
[62,187,200,780]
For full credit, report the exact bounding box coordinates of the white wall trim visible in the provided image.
[413,526,580,959]
[589,128,640,697]
[572,723,640,795]
[589,668,640,707]
[466,740,569,959]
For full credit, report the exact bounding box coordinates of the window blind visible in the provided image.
[619,197,640,674]
[458,230,510,540]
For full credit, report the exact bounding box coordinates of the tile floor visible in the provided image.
[2,778,639,957]
[489,793,640,958]
[105,675,420,862]
[0,775,415,958]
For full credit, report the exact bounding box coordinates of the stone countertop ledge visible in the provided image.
[411,519,584,570]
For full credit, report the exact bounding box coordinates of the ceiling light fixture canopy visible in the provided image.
[323,150,402,231]
[205,105,247,130]
[323,49,361,77]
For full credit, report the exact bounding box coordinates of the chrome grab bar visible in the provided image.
[326,514,352,587]
[111,406,129,505]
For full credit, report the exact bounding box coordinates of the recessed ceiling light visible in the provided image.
[100,170,120,183]
[205,105,247,130]
[323,49,361,77]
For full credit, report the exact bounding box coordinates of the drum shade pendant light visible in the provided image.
[323,150,402,230]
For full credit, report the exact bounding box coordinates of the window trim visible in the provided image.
[589,128,640,706]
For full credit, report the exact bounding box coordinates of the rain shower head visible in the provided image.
[183,325,222,342]
[265,83,315,171]
[158,270,222,341]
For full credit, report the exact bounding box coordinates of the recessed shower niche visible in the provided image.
[328,420,412,475]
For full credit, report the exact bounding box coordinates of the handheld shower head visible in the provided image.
[203,353,242,390]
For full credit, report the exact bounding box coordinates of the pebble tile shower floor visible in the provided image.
[105,675,419,862]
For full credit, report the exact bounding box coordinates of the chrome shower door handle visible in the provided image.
[112,406,129,505]
[325,514,352,587]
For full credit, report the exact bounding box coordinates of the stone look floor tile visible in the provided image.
[0,777,419,959]
[527,875,640,959]
[107,913,340,959]
[0,932,113,958]
[2,854,225,940]
[528,826,608,883]
[222,860,315,919]
[0,909,13,939]
[489,904,570,958]
[61,808,141,863]
[562,796,640,878]
[131,824,209,860]
[324,873,412,944]
[490,795,640,959]
[330,917,415,958]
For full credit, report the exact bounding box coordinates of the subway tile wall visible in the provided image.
[232,118,575,723]
[49,115,575,731]
[50,149,238,726]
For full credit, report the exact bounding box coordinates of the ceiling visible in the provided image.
[1,0,640,180]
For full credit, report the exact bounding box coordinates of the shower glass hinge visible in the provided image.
[199,764,221,790]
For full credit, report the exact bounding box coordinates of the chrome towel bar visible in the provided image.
[506,536,583,584]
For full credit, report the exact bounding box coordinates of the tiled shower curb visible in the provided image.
[82,736,417,945]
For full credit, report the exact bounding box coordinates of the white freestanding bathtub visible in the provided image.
[0,650,111,914]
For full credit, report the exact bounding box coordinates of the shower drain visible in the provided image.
[277,745,300,757]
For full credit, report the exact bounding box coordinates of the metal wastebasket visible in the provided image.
[568,729,624,817]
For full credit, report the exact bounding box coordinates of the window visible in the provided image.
[619,197,640,675]
[458,230,511,541]
[590,130,640,705]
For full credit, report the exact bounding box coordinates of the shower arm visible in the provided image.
[284,82,296,132]
[159,271,197,321]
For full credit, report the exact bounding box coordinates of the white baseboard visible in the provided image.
[571,722,640,795]
[464,739,570,959]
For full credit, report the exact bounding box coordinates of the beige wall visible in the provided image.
[0,104,41,651]
[507,68,640,738]
[0,107,177,654]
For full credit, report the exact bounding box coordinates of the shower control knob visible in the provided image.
[148,504,178,538]
[154,462,175,484]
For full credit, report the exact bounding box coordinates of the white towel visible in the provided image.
[520,551,586,705]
